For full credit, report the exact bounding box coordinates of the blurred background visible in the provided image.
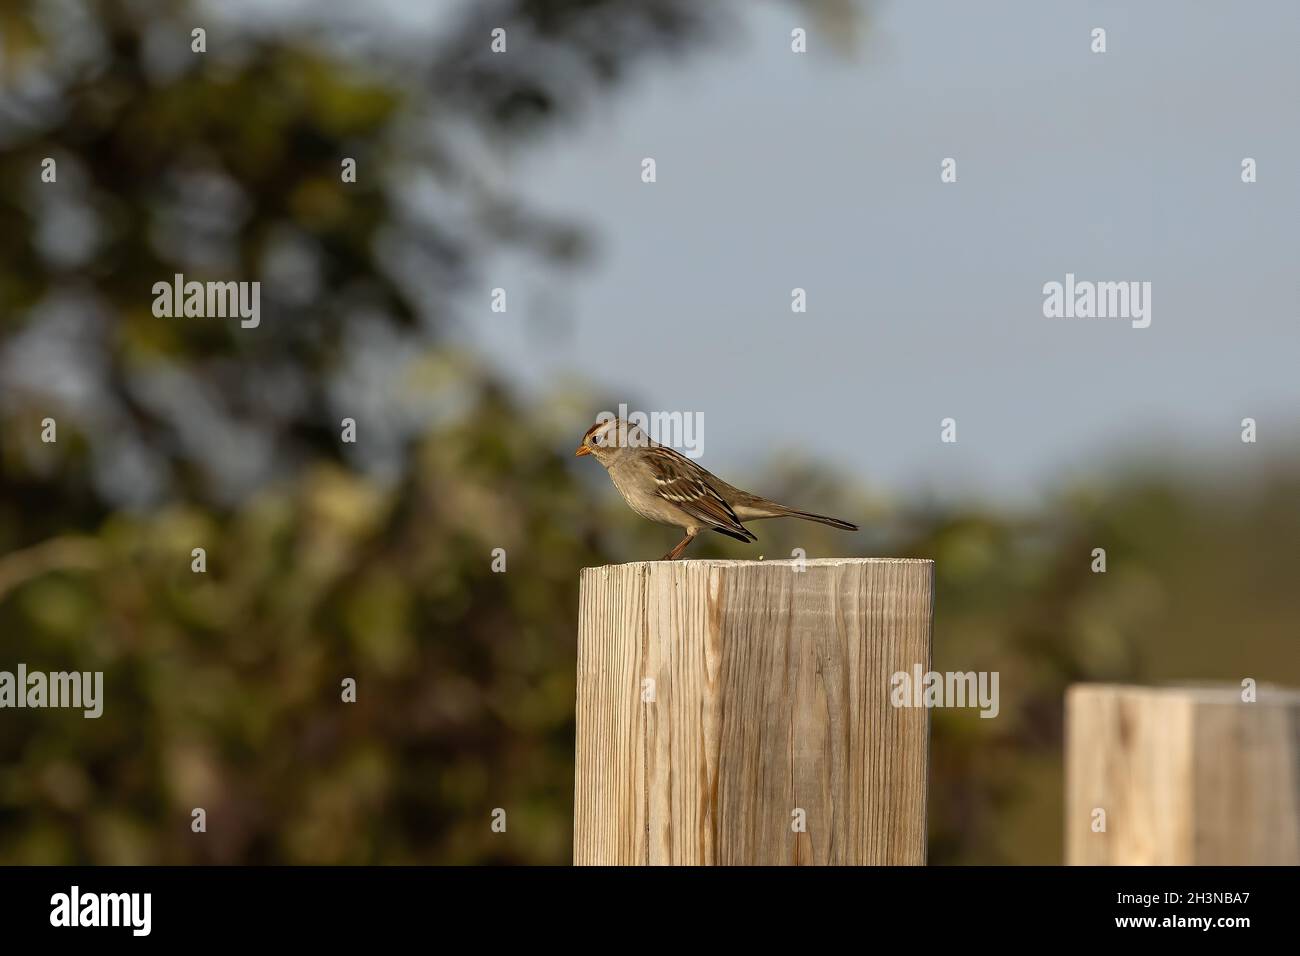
[0,0,1296,864]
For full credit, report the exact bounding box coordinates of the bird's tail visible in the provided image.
[782,509,859,532]
[731,494,859,531]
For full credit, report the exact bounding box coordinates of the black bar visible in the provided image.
[0,865,1283,942]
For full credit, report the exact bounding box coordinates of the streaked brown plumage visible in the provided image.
[575,417,857,560]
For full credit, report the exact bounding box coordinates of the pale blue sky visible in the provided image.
[455,0,1299,502]
[221,0,1300,502]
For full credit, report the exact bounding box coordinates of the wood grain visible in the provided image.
[574,558,933,865]
[1065,683,1300,865]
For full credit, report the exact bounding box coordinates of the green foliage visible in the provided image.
[4,371,1297,863]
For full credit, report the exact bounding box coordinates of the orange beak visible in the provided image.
[574,442,591,457]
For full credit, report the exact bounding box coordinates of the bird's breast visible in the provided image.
[606,462,688,527]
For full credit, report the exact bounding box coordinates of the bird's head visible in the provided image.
[575,417,651,464]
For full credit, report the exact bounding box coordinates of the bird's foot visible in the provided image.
[661,533,696,561]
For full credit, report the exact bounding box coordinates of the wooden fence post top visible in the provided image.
[1068,682,1300,705]
[574,555,933,865]
[581,556,935,574]
[1066,680,1300,865]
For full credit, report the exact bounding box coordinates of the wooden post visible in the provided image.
[574,558,933,865]
[1066,683,1300,865]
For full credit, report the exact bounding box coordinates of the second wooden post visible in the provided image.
[574,557,933,865]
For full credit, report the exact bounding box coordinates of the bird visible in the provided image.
[575,417,858,560]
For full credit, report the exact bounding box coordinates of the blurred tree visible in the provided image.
[0,0,887,865]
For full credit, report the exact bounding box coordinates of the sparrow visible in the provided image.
[575,417,858,560]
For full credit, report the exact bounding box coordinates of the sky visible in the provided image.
[217,0,1300,504]
[453,0,1299,503]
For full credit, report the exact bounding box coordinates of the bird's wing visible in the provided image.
[643,446,756,541]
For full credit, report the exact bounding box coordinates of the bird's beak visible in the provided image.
[574,443,591,457]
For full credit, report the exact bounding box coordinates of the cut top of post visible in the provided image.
[574,555,934,865]
[1068,682,1300,706]
[582,557,934,572]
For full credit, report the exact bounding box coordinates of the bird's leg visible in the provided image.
[661,530,697,561]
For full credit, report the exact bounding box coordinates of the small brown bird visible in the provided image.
[575,417,858,560]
